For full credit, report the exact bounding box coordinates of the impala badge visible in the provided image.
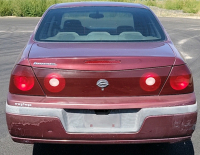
[97,79,109,91]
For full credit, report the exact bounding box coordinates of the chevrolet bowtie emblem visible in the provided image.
[96,79,109,91]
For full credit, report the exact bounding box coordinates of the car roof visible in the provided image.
[52,2,148,9]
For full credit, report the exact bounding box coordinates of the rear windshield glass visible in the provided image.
[35,6,166,42]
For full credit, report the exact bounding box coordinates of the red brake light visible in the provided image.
[170,74,190,90]
[14,76,34,91]
[85,60,121,64]
[44,73,65,93]
[160,65,193,95]
[140,72,161,92]
[9,65,44,95]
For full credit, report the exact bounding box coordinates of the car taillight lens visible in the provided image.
[14,75,34,91]
[170,74,190,90]
[44,73,65,92]
[9,65,44,96]
[33,67,171,97]
[160,65,193,95]
[140,72,161,92]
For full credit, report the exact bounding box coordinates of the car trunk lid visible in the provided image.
[29,42,175,70]
[29,42,175,97]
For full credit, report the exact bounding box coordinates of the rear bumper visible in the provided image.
[11,136,192,144]
[6,102,197,144]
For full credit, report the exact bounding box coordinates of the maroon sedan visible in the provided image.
[6,2,197,144]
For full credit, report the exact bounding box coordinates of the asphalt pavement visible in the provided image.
[0,17,200,155]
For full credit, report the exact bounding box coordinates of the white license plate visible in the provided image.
[84,114,121,128]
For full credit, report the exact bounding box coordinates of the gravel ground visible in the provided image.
[150,6,200,19]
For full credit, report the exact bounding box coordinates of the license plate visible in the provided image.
[84,114,120,128]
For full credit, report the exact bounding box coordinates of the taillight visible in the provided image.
[9,65,44,96]
[160,65,193,95]
[14,75,34,91]
[140,72,161,92]
[170,74,190,90]
[44,73,65,92]
[33,67,171,97]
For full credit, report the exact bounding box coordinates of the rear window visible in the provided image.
[35,6,166,42]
